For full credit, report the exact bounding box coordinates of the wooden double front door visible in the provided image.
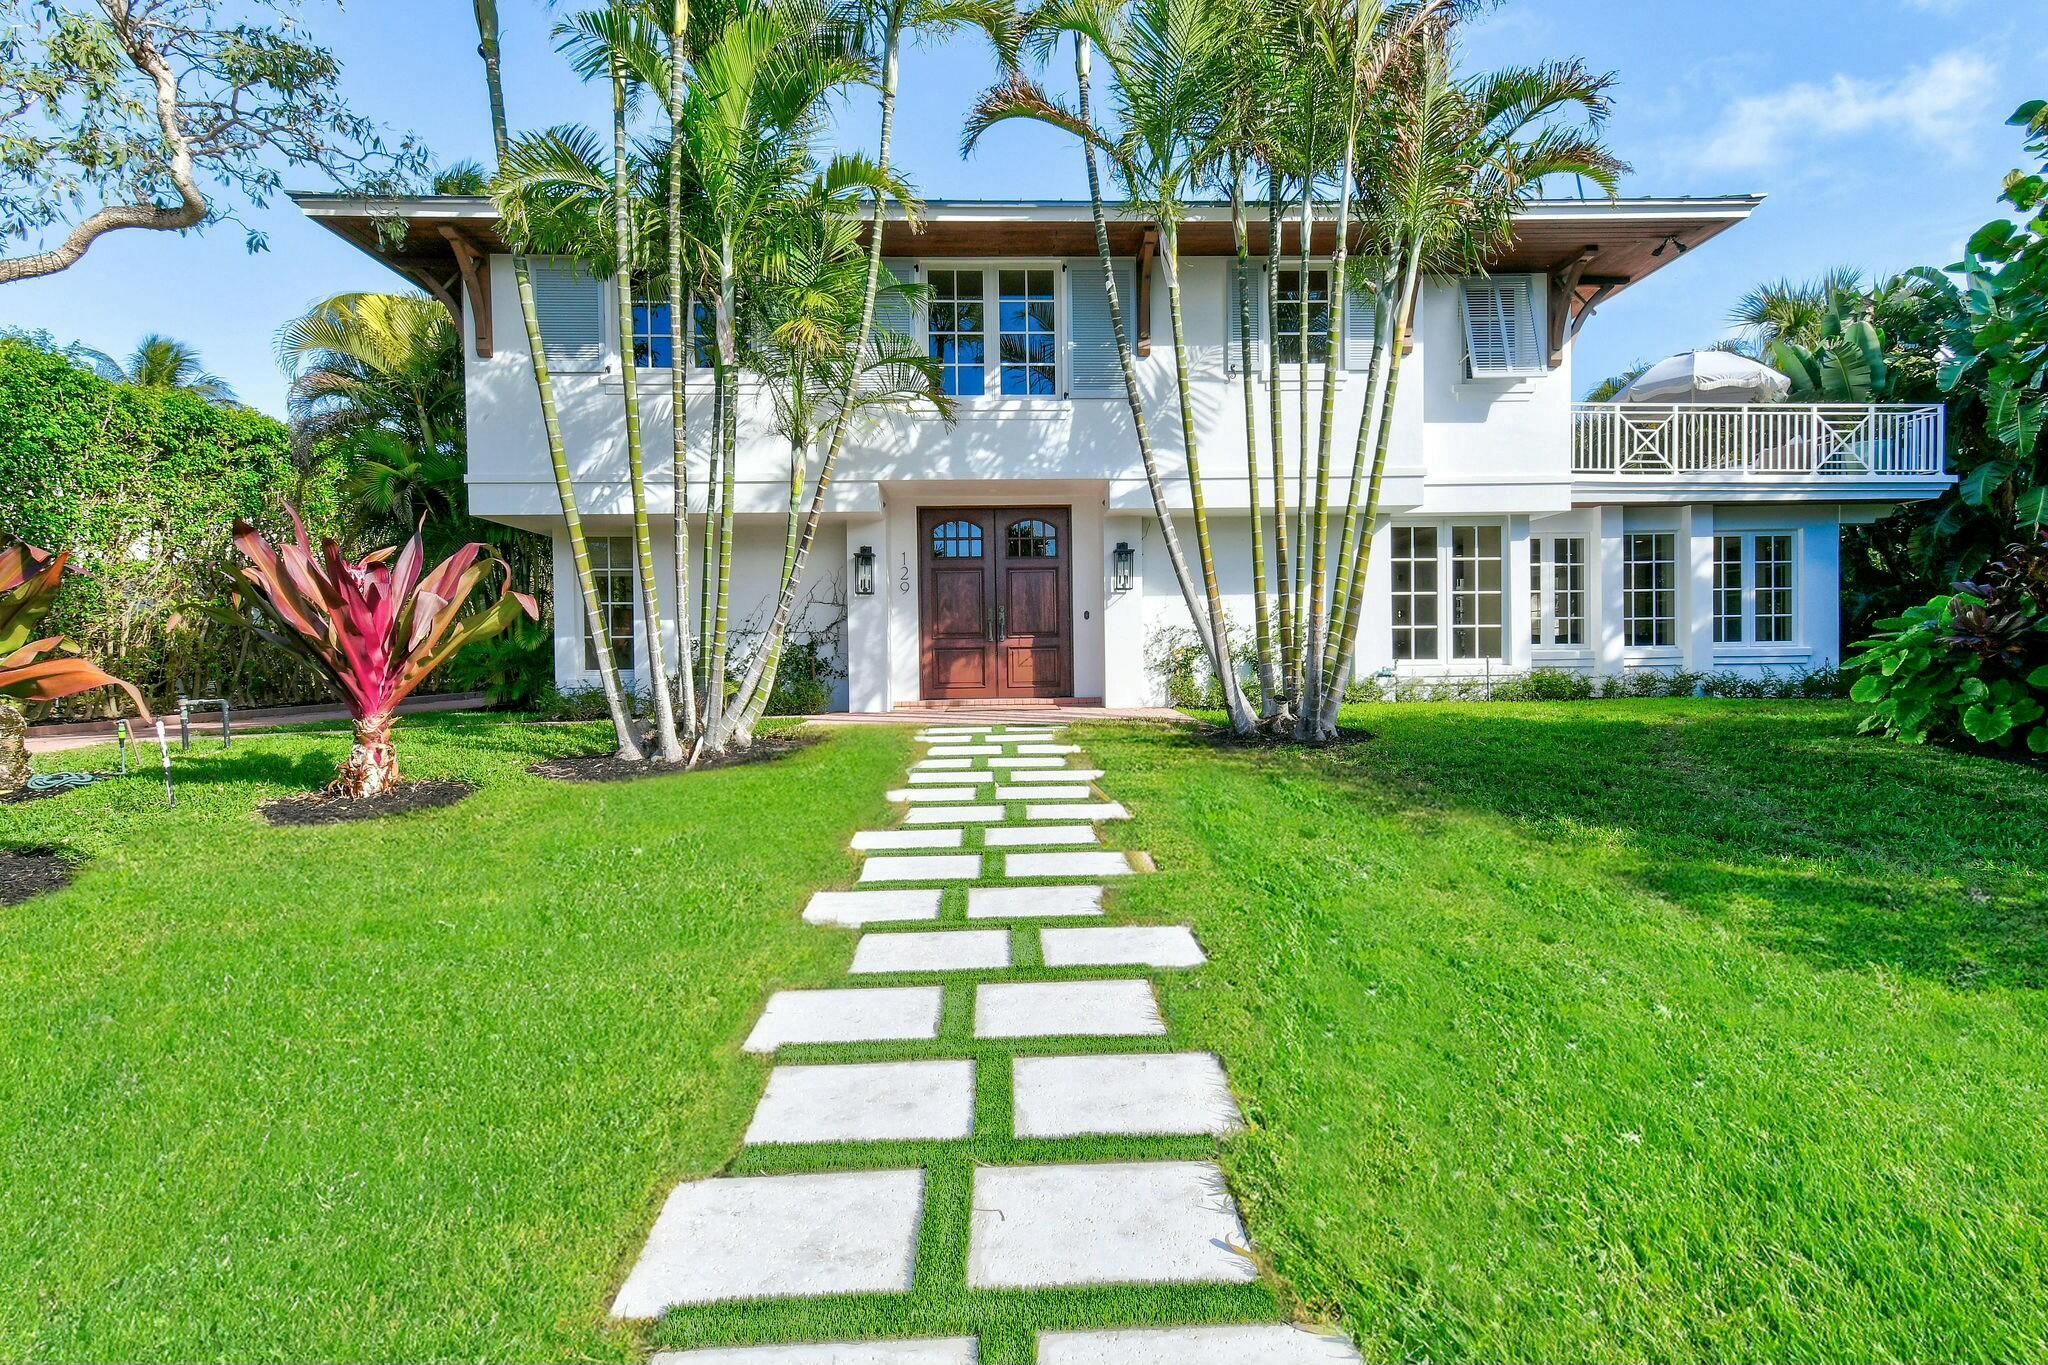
[919,507,1072,699]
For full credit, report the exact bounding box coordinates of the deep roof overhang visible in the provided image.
[292,191,1762,364]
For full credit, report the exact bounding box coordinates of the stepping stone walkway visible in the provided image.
[613,722,1360,1362]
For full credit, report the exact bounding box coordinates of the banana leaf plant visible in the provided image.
[1,542,152,798]
[221,513,538,798]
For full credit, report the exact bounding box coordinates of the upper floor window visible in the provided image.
[1461,277,1541,378]
[998,269,1057,395]
[929,268,986,396]
[1715,532,1796,645]
[1624,532,1677,649]
[632,294,717,369]
[1275,267,1332,366]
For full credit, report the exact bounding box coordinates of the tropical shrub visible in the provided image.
[1848,531,2048,755]
[0,334,349,711]
[440,617,555,709]
[217,513,538,797]
[0,542,151,796]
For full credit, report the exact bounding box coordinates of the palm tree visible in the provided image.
[705,0,1016,754]
[968,0,1263,735]
[1312,43,1625,735]
[276,292,462,453]
[540,1,686,761]
[114,334,237,403]
[469,0,644,760]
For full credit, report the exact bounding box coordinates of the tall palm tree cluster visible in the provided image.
[968,0,1625,740]
[466,0,1622,756]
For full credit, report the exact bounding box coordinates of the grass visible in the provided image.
[4,700,2047,1361]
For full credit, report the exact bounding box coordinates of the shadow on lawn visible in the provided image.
[1158,704,2048,991]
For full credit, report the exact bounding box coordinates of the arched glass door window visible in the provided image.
[931,519,984,558]
[1006,518,1059,558]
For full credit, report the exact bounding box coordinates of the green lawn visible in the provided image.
[4,702,2046,1362]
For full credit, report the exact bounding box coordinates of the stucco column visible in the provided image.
[1505,515,1532,671]
[1597,504,1626,676]
[1103,514,1148,706]
[1682,504,1715,673]
[845,513,889,713]
[1807,509,1843,667]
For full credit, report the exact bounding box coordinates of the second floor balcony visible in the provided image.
[1572,403,1949,497]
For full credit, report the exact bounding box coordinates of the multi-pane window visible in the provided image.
[1531,536,1586,647]
[928,268,986,396]
[1715,532,1796,645]
[1756,534,1794,642]
[1713,535,1745,643]
[998,269,1057,395]
[1275,267,1332,365]
[631,296,673,368]
[1624,532,1677,648]
[582,535,636,672]
[1390,525,1439,661]
[1449,525,1504,660]
[931,519,983,558]
[1006,518,1057,558]
[631,296,718,368]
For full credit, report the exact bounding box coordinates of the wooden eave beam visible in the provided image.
[1136,227,1158,357]
[408,264,463,337]
[1566,275,1629,352]
[1546,246,1599,368]
[438,226,494,358]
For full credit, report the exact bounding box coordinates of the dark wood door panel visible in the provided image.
[919,509,996,699]
[920,505,1071,700]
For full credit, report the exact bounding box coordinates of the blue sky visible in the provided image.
[4,0,2043,415]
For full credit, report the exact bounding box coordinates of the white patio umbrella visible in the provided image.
[1615,350,1792,404]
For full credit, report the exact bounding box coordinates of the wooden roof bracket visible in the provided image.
[1136,227,1158,358]
[1546,246,1599,368]
[438,226,494,358]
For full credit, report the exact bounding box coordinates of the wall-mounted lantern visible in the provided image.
[1112,541,1134,593]
[854,544,876,596]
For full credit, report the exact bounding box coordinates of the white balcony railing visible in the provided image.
[1571,403,1947,478]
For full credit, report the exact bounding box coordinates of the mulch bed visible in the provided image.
[259,780,476,827]
[529,732,819,783]
[1,848,75,907]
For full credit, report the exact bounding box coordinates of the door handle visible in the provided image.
[997,602,1007,639]
[986,604,995,641]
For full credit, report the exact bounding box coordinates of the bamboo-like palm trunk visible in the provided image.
[1320,251,1422,736]
[1161,224,1256,733]
[697,367,723,706]
[1323,244,1411,673]
[1069,35,1227,689]
[713,19,902,749]
[668,1,698,740]
[1290,172,1315,697]
[611,43,684,761]
[707,300,738,726]
[1265,173,1294,708]
[470,0,643,760]
[1230,164,1277,720]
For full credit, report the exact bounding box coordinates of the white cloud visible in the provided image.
[1691,50,1996,173]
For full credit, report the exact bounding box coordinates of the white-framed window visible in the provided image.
[924,263,1060,398]
[1392,522,1506,663]
[582,535,637,673]
[1623,532,1677,649]
[1714,532,1797,646]
[997,268,1057,395]
[1275,266,1332,366]
[1460,276,1541,378]
[1391,525,1439,661]
[1531,536,1586,647]
[632,294,717,370]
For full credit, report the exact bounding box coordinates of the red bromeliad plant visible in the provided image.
[1,542,152,797]
[224,513,538,798]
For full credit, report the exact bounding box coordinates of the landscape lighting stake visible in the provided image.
[154,718,174,808]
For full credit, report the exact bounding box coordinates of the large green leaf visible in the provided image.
[2017,486,2048,532]
[1957,460,2017,507]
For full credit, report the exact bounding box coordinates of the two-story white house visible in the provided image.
[296,192,1949,711]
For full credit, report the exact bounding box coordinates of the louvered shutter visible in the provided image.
[1462,276,1539,377]
[530,259,605,372]
[1068,259,1134,397]
[1342,279,1377,372]
[1225,261,1267,375]
[874,258,917,344]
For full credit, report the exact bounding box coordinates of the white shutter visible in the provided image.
[529,259,605,372]
[1462,276,1539,378]
[1068,259,1133,398]
[1342,278,1377,372]
[874,258,917,344]
[1225,261,1266,375]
